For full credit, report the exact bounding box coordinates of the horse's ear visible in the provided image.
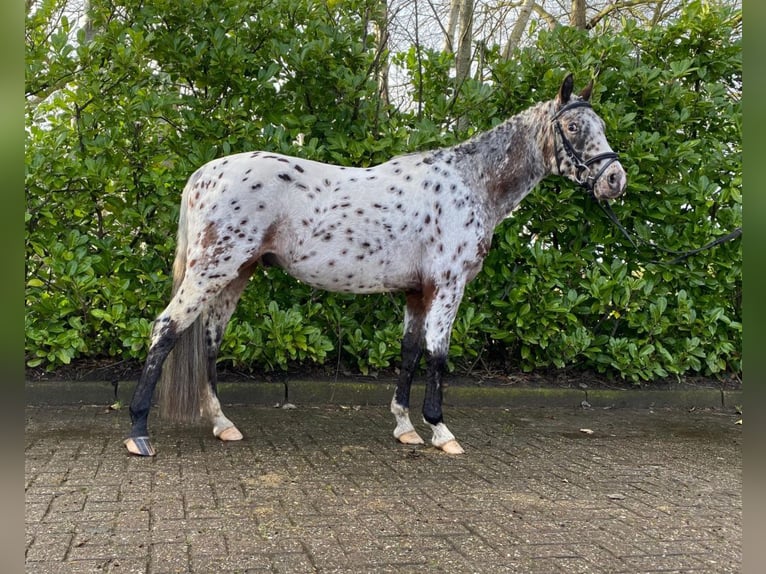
[557,73,574,105]
[579,79,593,101]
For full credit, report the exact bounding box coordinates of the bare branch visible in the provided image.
[588,0,664,30]
[531,3,559,30]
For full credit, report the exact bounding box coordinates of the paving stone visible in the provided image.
[26,402,741,573]
[25,532,73,562]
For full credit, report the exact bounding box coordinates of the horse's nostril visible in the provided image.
[608,172,617,185]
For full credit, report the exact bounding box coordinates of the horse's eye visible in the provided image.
[567,122,578,132]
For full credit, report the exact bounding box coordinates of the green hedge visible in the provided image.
[25,0,741,382]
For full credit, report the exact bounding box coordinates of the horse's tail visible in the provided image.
[156,184,207,423]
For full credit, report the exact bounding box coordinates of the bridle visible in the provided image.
[551,100,620,193]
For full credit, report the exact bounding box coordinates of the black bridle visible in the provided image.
[551,100,620,192]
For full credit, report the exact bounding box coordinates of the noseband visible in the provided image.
[552,100,620,192]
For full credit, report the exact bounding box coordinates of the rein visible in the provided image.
[552,100,620,192]
[595,198,742,265]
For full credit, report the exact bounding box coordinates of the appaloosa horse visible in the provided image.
[125,74,626,456]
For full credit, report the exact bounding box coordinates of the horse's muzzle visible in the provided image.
[593,161,627,200]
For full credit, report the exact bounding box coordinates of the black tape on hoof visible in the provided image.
[124,436,156,457]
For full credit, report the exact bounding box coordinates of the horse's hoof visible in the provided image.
[124,436,156,457]
[437,439,465,455]
[397,430,425,445]
[216,426,244,442]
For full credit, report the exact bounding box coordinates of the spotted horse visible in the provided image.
[125,73,627,457]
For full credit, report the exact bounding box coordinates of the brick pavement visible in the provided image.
[25,400,741,573]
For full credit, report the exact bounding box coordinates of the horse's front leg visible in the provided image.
[391,301,425,445]
[422,286,465,454]
[423,351,464,454]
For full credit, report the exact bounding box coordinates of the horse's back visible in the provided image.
[178,151,442,293]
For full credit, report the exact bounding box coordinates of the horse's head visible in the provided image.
[550,74,627,200]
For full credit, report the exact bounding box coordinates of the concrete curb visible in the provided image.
[25,379,742,410]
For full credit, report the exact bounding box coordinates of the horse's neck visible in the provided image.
[453,100,556,227]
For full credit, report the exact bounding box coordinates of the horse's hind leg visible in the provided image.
[202,338,243,442]
[125,285,209,456]
[200,273,252,442]
[391,292,426,445]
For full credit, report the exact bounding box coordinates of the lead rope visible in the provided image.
[596,199,742,265]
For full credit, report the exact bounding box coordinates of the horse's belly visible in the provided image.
[283,249,417,294]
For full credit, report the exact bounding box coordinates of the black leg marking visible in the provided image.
[393,289,430,410]
[423,351,447,426]
[394,327,423,409]
[128,327,178,439]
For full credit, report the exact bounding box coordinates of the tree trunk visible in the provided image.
[372,0,390,107]
[443,0,462,53]
[454,0,474,132]
[454,0,474,86]
[503,0,536,59]
[571,0,587,29]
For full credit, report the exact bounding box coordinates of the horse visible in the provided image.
[124,73,627,457]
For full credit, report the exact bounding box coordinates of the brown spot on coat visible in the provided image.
[406,278,438,317]
[201,222,218,248]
